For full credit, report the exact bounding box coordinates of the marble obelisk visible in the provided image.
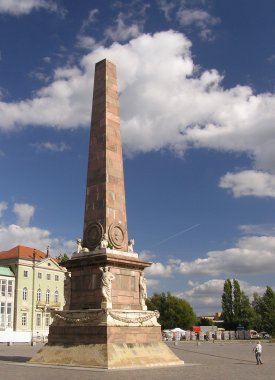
[83,59,128,252]
[30,59,183,368]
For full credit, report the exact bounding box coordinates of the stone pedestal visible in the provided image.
[30,310,183,368]
[30,251,184,368]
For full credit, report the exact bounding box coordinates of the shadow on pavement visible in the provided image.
[0,355,30,363]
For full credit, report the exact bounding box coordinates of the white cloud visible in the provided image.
[0,0,63,15]
[157,0,177,21]
[177,8,220,40]
[0,201,8,217]
[104,12,141,42]
[139,250,156,261]
[145,262,173,277]
[0,30,275,180]
[179,279,266,314]
[0,224,74,256]
[80,8,99,33]
[146,278,160,288]
[239,224,275,236]
[0,201,75,256]
[76,36,97,50]
[0,149,5,157]
[32,141,71,152]
[12,203,35,227]
[176,235,275,275]
[219,170,275,198]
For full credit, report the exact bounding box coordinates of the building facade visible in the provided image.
[0,246,66,340]
[0,266,15,331]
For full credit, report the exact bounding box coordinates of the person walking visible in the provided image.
[253,340,263,365]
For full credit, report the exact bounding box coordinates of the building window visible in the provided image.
[36,313,41,327]
[45,313,50,327]
[47,274,51,280]
[0,302,5,327]
[22,312,27,326]
[7,303,12,327]
[46,289,50,304]
[54,290,59,303]
[55,275,59,281]
[23,270,28,278]
[7,280,13,297]
[22,287,28,301]
[1,280,6,296]
[37,288,42,302]
[38,272,42,279]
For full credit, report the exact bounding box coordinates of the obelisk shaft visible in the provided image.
[83,59,128,251]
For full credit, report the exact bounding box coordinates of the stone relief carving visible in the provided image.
[99,266,115,304]
[108,223,125,249]
[84,222,104,250]
[51,309,160,327]
[63,272,71,310]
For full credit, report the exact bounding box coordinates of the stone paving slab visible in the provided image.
[0,341,274,380]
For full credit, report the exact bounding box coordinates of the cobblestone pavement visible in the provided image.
[0,341,274,380]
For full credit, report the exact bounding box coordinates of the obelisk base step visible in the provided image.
[29,342,184,368]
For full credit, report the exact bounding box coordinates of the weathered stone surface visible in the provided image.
[83,59,128,252]
[30,342,184,368]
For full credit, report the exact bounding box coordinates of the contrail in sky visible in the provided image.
[152,223,201,247]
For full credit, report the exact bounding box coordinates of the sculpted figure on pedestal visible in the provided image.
[139,273,147,302]
[100,233,109,249]
[64,272,71,310]
[76,238,89,253]
[99,266,115,303]
[128,239,135,253]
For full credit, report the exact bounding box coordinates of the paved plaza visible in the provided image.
[0,341,274,380]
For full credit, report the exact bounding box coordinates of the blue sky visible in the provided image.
[1,0,275,314]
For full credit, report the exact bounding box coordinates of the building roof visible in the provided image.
[0,245,47,261]
[0,266,15,277]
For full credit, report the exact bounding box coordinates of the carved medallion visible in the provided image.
[108,223,125,249]
[84,222,103,250]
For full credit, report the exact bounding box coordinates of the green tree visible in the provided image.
[222,279,255,329]
[253,286,275,335]
[58,253,70,265]
[233,279,242,321]
[222,279,233,328]
[146,292,197,330]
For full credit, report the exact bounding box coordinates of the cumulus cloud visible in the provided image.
[12,203,35,227]
[1,30,275,187]
[0,202,75,256]
[179,279,266,314]
[0,201,8,217]
[176,235,275,276]
[139,250,156,261]
[0,224,74,256]
[32,141,71,152]
[0,0,64,16]
[239,224,275,236]
[219,170,275,198]
[145,262,173,277]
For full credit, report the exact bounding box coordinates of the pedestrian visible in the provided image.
[253,340,263,365]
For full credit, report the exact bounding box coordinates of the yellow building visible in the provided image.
[0,245,66,340]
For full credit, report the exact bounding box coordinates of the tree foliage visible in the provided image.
[222,279,256,330]
[146,292,197,330]
[253,286,275,335]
